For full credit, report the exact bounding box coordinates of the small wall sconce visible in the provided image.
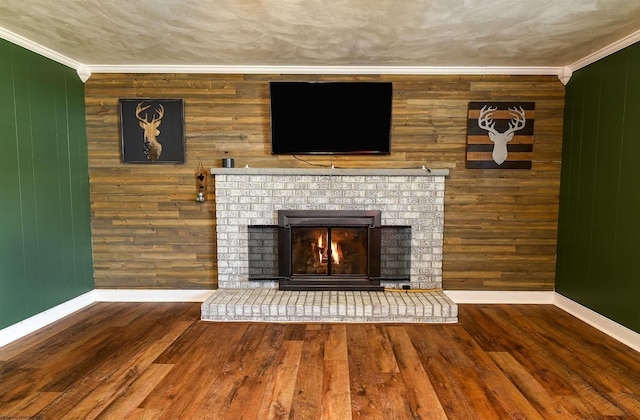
[195,161,207,203]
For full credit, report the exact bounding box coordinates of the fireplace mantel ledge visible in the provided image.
[210,167,449,177]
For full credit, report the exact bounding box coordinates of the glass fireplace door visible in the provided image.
[291,226,368,277]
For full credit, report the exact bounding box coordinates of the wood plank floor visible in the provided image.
[1,302,639,419]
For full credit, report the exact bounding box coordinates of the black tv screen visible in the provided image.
[269,81,392,155]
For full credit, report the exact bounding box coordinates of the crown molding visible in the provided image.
[86,64,562,76]
[82,64,569,84]
[567,29,640,73]
[0,27,92,83]
[3,22,639,84]
[0,27,82,71]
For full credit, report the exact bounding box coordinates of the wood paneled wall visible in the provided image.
[85,74,564,290]
[557,42,640,332]
[1,39,94,329]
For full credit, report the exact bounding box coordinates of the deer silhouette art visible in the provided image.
[477,105,526,165]
[135,102,164,161]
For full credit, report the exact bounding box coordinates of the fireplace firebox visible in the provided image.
[278,210,383,291]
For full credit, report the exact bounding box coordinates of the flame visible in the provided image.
[331,241,340,264]
[316,232,341,265]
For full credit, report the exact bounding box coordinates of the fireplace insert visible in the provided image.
[277,210,383,291]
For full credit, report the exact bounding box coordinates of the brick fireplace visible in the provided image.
[201,167,457,323]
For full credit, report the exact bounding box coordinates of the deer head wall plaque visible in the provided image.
[466,102,535,169]
[120,99,185,164]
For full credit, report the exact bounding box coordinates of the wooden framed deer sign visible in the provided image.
[119,99,185,163]
[466,102,535,169]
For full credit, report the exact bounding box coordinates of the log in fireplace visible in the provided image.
[277,210,384,291]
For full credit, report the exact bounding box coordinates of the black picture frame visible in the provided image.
[119,99,185,164]
[466,101,535,169]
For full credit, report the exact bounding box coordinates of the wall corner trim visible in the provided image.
[558,66,573,85]
[77,65,91,83]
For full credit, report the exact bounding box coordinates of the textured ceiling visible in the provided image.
[1,0,640,69]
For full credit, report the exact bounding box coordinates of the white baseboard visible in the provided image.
[553,293,640,353]
[444,290,555,304]
[2,289,638,354]
[0,290,96,348]
[94,289,215,302]
[0,289,214,348]
[444,290,640,354]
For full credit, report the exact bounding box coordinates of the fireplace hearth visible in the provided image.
[202,168,457,324]
[278,210,383,291]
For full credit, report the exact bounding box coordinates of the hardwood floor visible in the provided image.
[1,302,639,419]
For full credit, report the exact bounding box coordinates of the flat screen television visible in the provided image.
[269,81,392,155]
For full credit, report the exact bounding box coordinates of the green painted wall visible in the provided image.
[557,41,640,333]
[0,39,94,330]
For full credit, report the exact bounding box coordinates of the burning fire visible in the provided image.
[331,241,340,264]
[317,233,340,265]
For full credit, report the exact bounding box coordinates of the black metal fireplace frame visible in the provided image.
[277,210,384,291]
